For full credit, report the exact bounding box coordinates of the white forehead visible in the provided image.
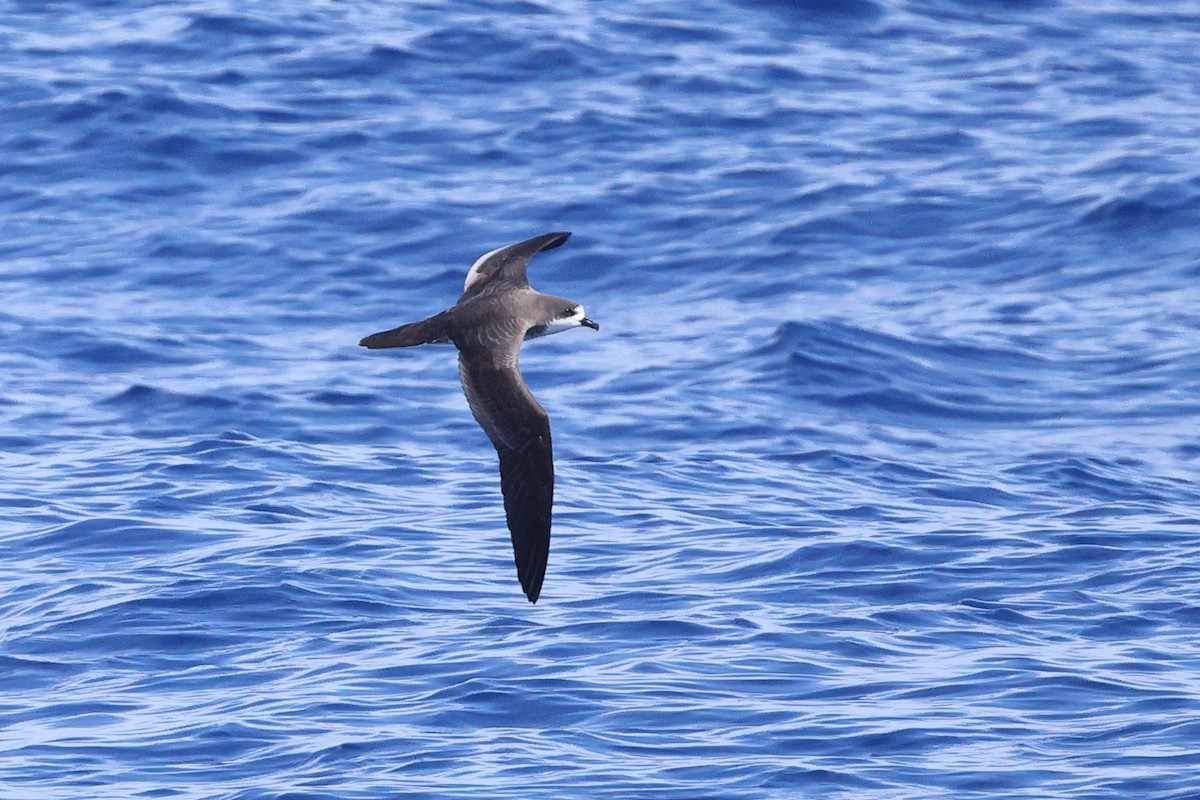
[464,245,505,291]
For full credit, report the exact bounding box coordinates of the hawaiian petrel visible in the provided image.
[359,232,598,603]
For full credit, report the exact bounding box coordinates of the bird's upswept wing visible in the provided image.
[460,231,571,300]
[458,347,553,603]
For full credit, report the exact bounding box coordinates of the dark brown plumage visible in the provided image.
[360,232,598,602]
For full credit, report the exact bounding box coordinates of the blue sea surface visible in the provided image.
[3,2,1200,798]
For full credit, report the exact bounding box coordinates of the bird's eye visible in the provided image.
[560,307,575,319]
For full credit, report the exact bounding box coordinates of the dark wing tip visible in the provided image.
[538,231,571,252]
[359,316,450,349]
[497,442,553,606]
[508,482,551,604]
[519,557,547,603]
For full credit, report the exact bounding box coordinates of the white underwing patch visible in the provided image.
[464,245,506,291]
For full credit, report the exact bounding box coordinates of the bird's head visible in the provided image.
[526,298,599,340]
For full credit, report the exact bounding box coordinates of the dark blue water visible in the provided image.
[4,3,1200,798]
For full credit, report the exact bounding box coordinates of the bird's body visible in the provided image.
[360,232,597,603]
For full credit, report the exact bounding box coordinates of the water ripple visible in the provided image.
[3,2,1200,799]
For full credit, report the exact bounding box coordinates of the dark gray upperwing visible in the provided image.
[359,311,452,349]
[458,350,553,603]
[459,231,571,301]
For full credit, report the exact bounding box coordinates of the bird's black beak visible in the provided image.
[581,317,600,331]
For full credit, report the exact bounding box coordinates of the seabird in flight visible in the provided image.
[359,232,598,603]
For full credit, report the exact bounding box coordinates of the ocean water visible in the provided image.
[3,1,1200,798]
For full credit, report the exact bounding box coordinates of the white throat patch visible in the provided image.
[527,305,587,340]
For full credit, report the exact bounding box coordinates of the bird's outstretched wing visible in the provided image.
[458,349,553,603]
[461,232,571,300]
[359,311,452,349]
